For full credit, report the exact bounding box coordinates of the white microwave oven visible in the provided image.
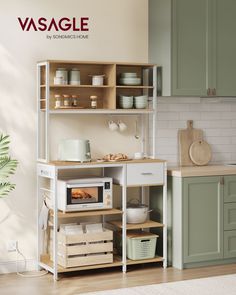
[57,177,112,212]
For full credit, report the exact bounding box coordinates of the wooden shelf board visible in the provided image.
[109,220,164,229]
[51,208,123,219]
[40,85,46,87]
[38,60,156,67]
[49,109,154,114]
[116,85,153,89]
[127,256,163,265]
[40,255,122,273]
[46,158,166,167]
[49,84,114,88]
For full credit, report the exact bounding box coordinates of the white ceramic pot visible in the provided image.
[91,75,105,86]
[127,203,150,224]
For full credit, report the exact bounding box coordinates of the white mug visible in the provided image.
[134,152,144,159]
[118,121,127,132]
[108,121,118,131]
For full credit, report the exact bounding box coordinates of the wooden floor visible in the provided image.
[1,263,236,295]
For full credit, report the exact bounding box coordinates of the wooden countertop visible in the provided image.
[39,158,166,167]
[168,165,236,177]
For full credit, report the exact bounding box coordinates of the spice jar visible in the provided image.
[72,95,78,107]
[54,94,62,109]
[90,95,97,109]
[63,94,70,107]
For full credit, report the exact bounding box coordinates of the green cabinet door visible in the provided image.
[183,176,223,263]
[224,203,236,231]
[211,0,236,96]
[224,175,236,203]
[172,0,208,96]
[224,230,236,258]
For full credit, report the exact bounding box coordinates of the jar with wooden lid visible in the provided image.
[63,94,70,107]
[90,95,97,109]
[54,94,62,109]
[71,95,78,107]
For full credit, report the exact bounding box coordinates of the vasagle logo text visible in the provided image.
[17,17,89,31]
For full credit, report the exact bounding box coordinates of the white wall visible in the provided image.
[0,0,148,271]
[155,97,236,165]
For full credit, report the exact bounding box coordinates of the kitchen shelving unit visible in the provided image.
[36,60,167,281]
[37,60,158,162]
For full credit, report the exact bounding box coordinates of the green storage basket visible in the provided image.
[127,231,158,260]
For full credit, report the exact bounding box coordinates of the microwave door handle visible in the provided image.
[67,183,104,189]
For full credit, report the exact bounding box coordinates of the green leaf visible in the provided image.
[0,182,16,197]
[0,157,18,180]
[0,134,10,157]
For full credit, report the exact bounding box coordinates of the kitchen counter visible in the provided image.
[168,165,236,177]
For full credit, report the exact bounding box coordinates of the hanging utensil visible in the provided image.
[135,120,139,139]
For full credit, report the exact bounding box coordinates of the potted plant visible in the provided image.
[0,134,18,197]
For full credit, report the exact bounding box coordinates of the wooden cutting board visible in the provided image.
[189,140,212,166]
[178,120,203,166]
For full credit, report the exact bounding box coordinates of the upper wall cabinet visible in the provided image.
[149,0,236,97]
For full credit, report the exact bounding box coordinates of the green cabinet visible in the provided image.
[170,174,236,269]
[172,0,208,96]
[212,0,236,96]
[183,177,223,263]
[149,0,236,96]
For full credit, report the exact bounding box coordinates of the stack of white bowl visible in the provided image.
[134,95,148,109]
[119,95,133,109]
[119,73,141,85]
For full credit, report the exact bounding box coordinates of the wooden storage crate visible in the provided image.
[50,229,113,268]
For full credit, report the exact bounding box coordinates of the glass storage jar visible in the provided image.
[90,95,97,109]
[63,94,70,107]
[71,95,78,107]
[54,94,62,109]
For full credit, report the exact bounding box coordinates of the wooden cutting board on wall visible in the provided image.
[178,120,203,166]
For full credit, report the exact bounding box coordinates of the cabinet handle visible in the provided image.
[220,176,224,185]
[141,172,153,175]
[207,88,212,96]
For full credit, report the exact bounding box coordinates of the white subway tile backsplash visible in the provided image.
[196,120,231,128]
[211,153,232,163]
[211,145,236,153]
[201,112,221,120]
[206,136,231,145]
[157,112,179,120]
[179,112,201,120]
[154,98,236,164]
[168,104,190,112]
[232,137,236,144]
[232,120,236,127]
[157,129,178,138]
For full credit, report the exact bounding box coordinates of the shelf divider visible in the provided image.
[108,220,164,229]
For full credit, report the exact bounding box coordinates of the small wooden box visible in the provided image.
[50,229,113,268]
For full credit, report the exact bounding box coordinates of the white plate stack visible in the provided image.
[134,95,148,109]
[119,72,141,85]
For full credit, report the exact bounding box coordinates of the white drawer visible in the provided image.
[126,163,164,186]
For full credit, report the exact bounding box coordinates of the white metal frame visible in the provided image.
[36,61,167,280]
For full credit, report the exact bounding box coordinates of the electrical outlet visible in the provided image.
[6,240,18,252]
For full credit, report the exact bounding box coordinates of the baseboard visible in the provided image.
[0,259,37,274]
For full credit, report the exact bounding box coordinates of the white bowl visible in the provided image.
[134,95,148,100]
[119,78,141,86]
